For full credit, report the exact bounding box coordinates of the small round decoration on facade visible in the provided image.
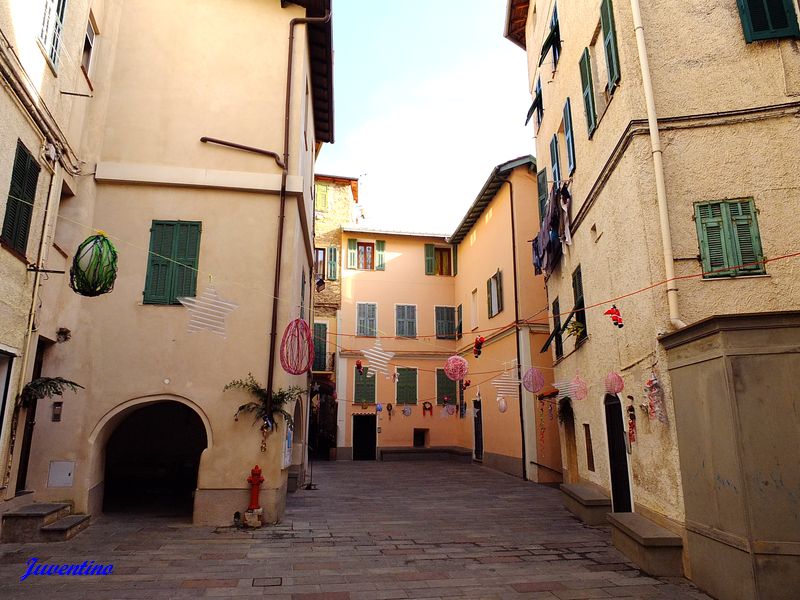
[69,232,118,297]
[522,367,546,393]
[605,371,624,394]
[444,355,469,381]
[376,403,383,412]
[572,375,588,401]
[280,318,314,375]
[402,406,412,417]
[497,397,508,413]
[446,404,456,416]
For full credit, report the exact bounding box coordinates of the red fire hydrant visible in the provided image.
[247,465,264,510]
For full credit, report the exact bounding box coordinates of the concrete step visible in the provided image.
[607,512,683,576]
[40,514,91,542]
[1,503,72,542]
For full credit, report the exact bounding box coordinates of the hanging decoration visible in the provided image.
[459,379,471,393]
[572,375,588,401]
[69,232,118,297]
[178,285,239,338]
[645,373,668,424]
[402,406,412,417]
[422,401,433,416]
[444,355,469,381]
[497,397,508,413]
[376,403,383,412]
[492,368,521,399]
[362,338,394,378]
[522,367,545,393]
[446,404,457,416]
[604,305,624,328]
[473,336,485,357]
[605,371,625,394]
[356,359,364,376]
[627,405,637,443]
[386,403,393,419]
[279,318,314,374]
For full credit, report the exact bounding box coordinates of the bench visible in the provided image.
[560,483,612,525]
[378,447,472,463]
[607,512,683,576]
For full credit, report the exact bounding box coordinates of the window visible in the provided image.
[564,98,576,174]
[354,366,375,404]
[695,199,765,278]
[315,183,328,211]
[737,0,800,42]
[326,246,338,281]
[358,242,373,270]
[40,0,66,68]
[436,369,457,405]
[487,270,504,318]
[550,134,561,186]
[424,244,452,276]
[571,265,588,341]
[396,304,417,338]
[356,303,377,337]
[81,17,97,76]
[143,221,201,304]
[314,248,326,279]
[584,424,595,471]
[579,48,598,136]
[470,289,478,329]
[348,239,384,271]
[313,322,327,371]
[396,368,417,404]
[600,0,621,93]
[537,169,548,224]
[456,304,463,340]
[553,298,564,359]
[539,4,561,69]
[435,306,456,339]
[2,141,40,258]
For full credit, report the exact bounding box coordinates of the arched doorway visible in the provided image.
[103,401,208,516]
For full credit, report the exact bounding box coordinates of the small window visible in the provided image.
[315,184,328,211]
[347,239,383,271]
[424,244,452,276]
[143,221,202,305]
[571,266,588,341]
[539,4,561,69]
[396,368,417,404]
[39,0,67,68]
[356,303,377,337]
[737,0,800,42]
[357,242,374,270]
[326,246,338,281]
[600,0,621,93]
[436,369,457,405]
[81,17,97,77]
[487,270,504,318]
[695,199,765,278]
[435,306,456,340]
[553,298,563,360]
[396,304,417,338]
[2,141,40,258]
[354,366,375,404]
[584,424,595,471]
[314,248,326,279]
[470,289,478,329]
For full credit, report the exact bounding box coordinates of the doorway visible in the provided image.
[16,338,53,493]
[352,414,376,460]
[562,412,579,484]
[473,397,483,461]
[604,394,632,512]
[103,401,207,516]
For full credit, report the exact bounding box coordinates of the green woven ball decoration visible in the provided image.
[69,233,118,297]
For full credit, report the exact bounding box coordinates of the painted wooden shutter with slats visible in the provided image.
[327,246,338,280]
[456,304,462,339]
[496,271,503,313]
[737,0,800,42]
[436,307,455,339]
[601,0,621,92]
[396,368,416,404]
[696,203,733,277]
[424,244,435,275]
[375,240,385,270]
[2,141,39,256]
[347,238,357,269]
[729,200,764,273]
[173,222,201,300]
[354,367,375,403]
[437,369,457,405]
[564,98,576,174]
[579,48,597,135]
[550,135,561,185]
[537,170,548,223]
[313,322,327,371]
[144,222,176,304]
[453,245,458,275]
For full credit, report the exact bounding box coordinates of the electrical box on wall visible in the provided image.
[47,460,75,487]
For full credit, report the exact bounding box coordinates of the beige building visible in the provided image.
[1,0,333,528]
[508,0,800,593]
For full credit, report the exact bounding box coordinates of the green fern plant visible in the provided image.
[225,373,303,431]
[19,377,83,408]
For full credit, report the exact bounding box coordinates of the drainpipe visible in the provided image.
[629,0,686,330]
[265,10,331,400]
[505,180,528,481]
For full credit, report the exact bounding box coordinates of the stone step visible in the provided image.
[0,503,72,543]
[607,512,683,576]
[40,514,91,542]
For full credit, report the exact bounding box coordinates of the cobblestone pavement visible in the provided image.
[0,461,712,599]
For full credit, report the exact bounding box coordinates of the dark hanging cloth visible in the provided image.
[532,237,542,275]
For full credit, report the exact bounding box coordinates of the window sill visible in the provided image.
[355,334,377,338]
[36,38,59,77]
[0,240,29,265]
[700,273,770,281]
[553,334,590,366]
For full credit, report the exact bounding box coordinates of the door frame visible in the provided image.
[603,393,633,512]
[351,413,377,461]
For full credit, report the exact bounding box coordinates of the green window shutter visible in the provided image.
[2,141,39,256]
[600,0,621,92]
[452,245,458,275]
[355,366,375,403]
[537,169,548,223]
[357,304,367,335]
[375,240,386,270]
[327,246,338,281]
[564,98,576,174]
[172,221,201,302]
[696,203,733,277]
[487,278,493,317]
[313,322,327,371]
[396,305,416,337]
[496,271,503,313]
[579,48,597,136]
[367,303,377,337]
[424,244,435,275]
[347,238,357,269]
[315,184,328,210]
[396,368,417,404]
[550,135,561,185]
[144,222,175,304]
[553,298,563,359]
[571,266,587,338]
[729,200,765,274]
[456,304,463,339]
[737,0,800,42]
[437,369,457,404]
[435,307,455,339]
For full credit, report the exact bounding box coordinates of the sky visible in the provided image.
[315,0,535,235]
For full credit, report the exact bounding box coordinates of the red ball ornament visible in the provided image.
[522,368,545,393]
[280,318,314,375]
[605,371,624,394]
[444,355,469,381]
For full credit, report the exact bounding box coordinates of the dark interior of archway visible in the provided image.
[103,402,207,516]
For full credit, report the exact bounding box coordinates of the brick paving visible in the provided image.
[0,461,711,599]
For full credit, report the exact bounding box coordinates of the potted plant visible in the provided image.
[225,374,304,432]
[18,377,83,407]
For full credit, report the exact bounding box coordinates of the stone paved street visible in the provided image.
[0,462,711,599]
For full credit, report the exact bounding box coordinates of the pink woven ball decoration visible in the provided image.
[572,375,588,401]
[522,367,545,393]
[444,355,469,381]
[605,371,624,394]
[280,318,314,375]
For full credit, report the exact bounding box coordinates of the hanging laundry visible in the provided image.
[558,183,572,246]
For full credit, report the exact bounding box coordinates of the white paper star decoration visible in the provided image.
[362,338,394,378]
[178,286,238,338]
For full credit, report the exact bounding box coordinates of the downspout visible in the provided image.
[505,180,528,481]
[629,0,686,330]
[265,10,331,400]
